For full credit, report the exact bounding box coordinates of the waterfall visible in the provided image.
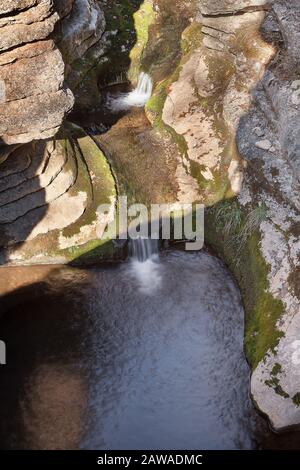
[130,238,159,262]
[128,238,161,294]
[106,72,153,113]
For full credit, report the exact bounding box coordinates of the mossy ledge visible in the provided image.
[205,198,284,370]
[1,124,123,266]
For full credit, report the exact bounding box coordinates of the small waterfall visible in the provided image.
[130,238,159,262]
[129,238,161,295]
[106,72,153,113]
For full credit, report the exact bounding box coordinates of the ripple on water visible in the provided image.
[0,250,263,450]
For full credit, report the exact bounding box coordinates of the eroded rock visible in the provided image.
[0,0,116,265]
[0,1,74,144]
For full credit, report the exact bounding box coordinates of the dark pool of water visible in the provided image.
[0,250,299,450]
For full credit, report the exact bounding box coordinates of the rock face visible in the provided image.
[0,126,117,265]
[0,0,74,144]
[58,0,105,65]
[0,0,117,264]
[237,0,300,430]
[171,0,298,430]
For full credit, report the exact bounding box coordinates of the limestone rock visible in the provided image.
[235,0,300,430]
[161,2,273,203]
[0,44,64,102]
[255,139,272,151]
[0,1,37,15]
[0,0,117,266]
[199,0,270,15]
[0,1,74,144]
[0,89,74,144]
[0,126,117,265]
[58,0,105,65]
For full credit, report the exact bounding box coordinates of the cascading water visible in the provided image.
[130,238,159,262]
[106,72,153,113]
[129,238,162,295]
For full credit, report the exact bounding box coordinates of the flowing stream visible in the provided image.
[0,243,273,450]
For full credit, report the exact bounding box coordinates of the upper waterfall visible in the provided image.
[106,72,153,113]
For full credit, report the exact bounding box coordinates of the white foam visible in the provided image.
[129,255,162,295]
[106,72,153,113]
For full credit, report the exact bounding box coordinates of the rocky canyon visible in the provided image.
[0,0,299,439]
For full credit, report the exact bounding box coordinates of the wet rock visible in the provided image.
[199,0,270,15]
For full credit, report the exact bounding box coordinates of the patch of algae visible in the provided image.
[145,19,236,205]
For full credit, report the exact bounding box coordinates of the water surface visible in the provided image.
[0,250,272,449]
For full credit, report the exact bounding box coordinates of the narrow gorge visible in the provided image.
[0,0,299,450]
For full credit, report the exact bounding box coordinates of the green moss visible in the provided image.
[100,0,146,79]
[64,238,120,265]
[263,362,289,398]
[264,377,289,399]
[205,199,285,370]
[60,124,116,240]
[271,362,282,376]
[181,22,203,55]
[243,233,284,368]
[292,393,300,407]
[128,0,156,81]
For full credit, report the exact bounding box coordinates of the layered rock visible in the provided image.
[0,1,118,265]
[0,126,117,265]
[0,0,74,144]
[0,0,106,144]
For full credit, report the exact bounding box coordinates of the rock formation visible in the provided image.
[238,0,300,430]
[0,0,74,143]
[0,0,299,432]
[0,0,117,265]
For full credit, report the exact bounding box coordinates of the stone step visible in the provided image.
[0,144,21,165]
[0,144,31,179]
[0,141,67,206]
[0,141,52,193]
[0,137,89,246]
[0,140,77,223]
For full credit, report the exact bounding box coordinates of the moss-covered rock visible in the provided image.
[0,124,121,266]
[205,199,284,370]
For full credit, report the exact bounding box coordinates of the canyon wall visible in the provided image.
[0,0,117,265]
